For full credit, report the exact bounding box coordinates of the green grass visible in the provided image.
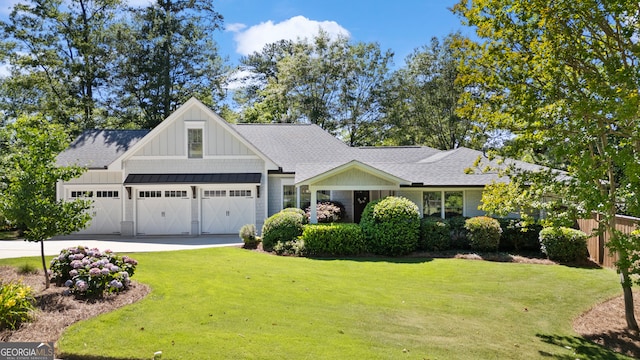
[1,248,631,359]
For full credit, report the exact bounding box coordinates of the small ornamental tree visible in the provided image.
[1,115,91,288]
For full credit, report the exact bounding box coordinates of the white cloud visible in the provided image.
[225,22,247,32]
[231,15,349,56]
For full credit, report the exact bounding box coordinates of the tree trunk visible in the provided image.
[621,269,639,331]
[40,240,50,289]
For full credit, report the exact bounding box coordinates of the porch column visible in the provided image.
[309,186,318,224]
[296,186,301,208]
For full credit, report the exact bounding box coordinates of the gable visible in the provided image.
[132,104,253,157]
[313,168,398,187]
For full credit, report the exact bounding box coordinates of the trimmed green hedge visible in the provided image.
[419,217,450,251]
[302,223,366,256]
[360,196,420,256]
[497,218,542,252]
[539,227,588,262]
[465,216,502,252]
[261,211,305,251]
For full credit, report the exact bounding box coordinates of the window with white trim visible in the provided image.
[165,190,188,198]
[96,191,119,198]
[423,191,463,218]
[187,128,203,159]
[139,191,162,198]
[203,190,226,198]
[230,190,251,197]
[71,191,93,198]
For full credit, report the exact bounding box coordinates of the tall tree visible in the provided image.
[111,0,225,128]
[0,0,123,130]
[239,31,393,146]
[381,33,479,150]
[1,115,91,288]
[453,0,640,330]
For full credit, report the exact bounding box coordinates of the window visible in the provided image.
[71,191,93,198]
[423,191,464,218]
[165,190,188,198]
[187,128,203,158]
[230,190,251,197]
[283,185,296,209]
[139,191,162,198]
[444,191,463,217]
[284,185,330,210]
[204,190,226,198]
[423,192,442,217]
[96,191,119,198]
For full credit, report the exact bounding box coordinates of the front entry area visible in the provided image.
[353,190,370,223]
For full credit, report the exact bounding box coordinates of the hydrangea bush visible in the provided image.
[50,246,138,298]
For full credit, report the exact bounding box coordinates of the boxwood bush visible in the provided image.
[498,218,543,252]
[465,216,502,252]
[539,227,588,262]
[419,217,450,251]
[302,223,366,256]
[261,210,305,252]
[360,196,420,256]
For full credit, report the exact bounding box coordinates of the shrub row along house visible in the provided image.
[56,98,540,236]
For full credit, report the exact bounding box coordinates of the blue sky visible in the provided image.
[1,0,474,70]
[215,0,474,67]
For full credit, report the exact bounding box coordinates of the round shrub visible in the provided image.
[420,217,451,251]
[302,223,366,256]
[465,216,502,252]
[261,210,305,252]
[360,196,420,256]
[239,223,260,249]
[282,207,308,224]
[539,227,588,262]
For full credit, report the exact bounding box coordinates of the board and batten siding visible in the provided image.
[64,171,123,184]
[134,110,253,157]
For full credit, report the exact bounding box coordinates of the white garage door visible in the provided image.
[136,189,191,235]
[201,188,255,234]
[69,190,122,235]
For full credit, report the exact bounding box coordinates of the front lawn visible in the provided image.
[3,247,628,359]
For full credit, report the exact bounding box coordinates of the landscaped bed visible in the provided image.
[0,247,636,359]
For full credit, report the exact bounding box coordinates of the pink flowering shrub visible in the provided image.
[50,246,138,298]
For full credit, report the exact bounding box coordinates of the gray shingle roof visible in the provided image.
[232,123,354,172]
[57,130,150,168]
[59,123,547,187]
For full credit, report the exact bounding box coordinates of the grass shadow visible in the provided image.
[537,333,634,359]
[307,255,435,264]
[60,355,145,360]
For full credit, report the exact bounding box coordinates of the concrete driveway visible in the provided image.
[0,234,243,259]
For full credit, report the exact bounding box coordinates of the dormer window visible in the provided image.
[187,127,203,159]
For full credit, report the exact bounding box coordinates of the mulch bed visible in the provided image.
[0,266,150,344]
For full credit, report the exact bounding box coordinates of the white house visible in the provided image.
[56,98,538,236]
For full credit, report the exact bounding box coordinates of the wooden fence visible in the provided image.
[577,214,640,268]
